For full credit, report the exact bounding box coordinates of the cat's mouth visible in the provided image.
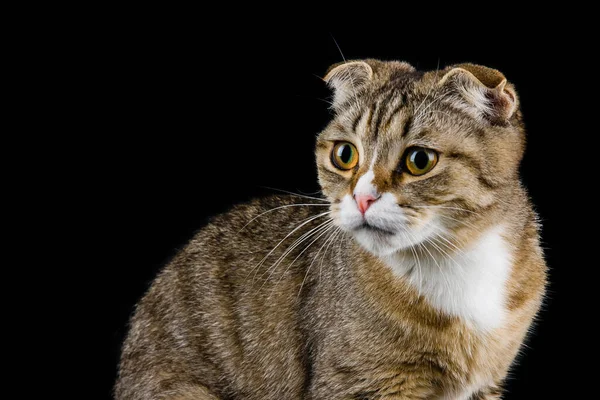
[358,223,395,236]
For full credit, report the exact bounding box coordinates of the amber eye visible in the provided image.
[331,142,359,170]
[404,147,438,176]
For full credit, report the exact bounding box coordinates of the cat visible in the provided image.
[115,59,546,400]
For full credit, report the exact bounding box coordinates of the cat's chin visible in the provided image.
[353,228,408,257]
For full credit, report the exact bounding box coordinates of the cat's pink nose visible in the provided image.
[354,194,378,215]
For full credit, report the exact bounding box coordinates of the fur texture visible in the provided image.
[116,59,546,399]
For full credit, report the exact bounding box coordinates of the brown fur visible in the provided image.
[116,60,546,399]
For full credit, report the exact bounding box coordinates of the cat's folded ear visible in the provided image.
[438,64,518,124]
[324,61,373,110]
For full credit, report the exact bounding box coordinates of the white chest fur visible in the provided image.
[386,226,512,333]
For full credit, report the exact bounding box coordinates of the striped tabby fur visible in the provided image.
[116,60,546,399]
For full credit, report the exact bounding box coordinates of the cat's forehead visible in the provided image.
[336,72,457,147]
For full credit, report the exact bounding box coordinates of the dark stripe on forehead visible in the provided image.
[400,115,413,138]
[380,94,409,136]
[351,111,363,133]
[375,91,401,137]
[374,87,412,138]
[372,99,386,140]
[370,91,396,140]
[366,101,376,137]
[385,96,406,127]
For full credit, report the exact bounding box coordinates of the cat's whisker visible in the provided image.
[430,233,468,263]
[413,236,452,294]
[424,236,467,279]
[297,235,332,297]
[318,227,343,285]
[298,189,329,196]
[424,223,469,257]
[404,234,422,288]
[424,236,450,258]
[239,203,331,233]
[398,228,424,289]
[294,93,334,106]
[258,218,334,284]
[418,224,472,279]
[267,221,335,293]
[336,228,347,272]
[424,233,470,272]
[260,186,329,202]
[259,219,334,288]
[246,211,332,282]
[250,213,331,275]
[298,225,340,297]
[279,222,335,279]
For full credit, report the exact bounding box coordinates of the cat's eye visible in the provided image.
[404,147,438,176]
[331,142,359,170]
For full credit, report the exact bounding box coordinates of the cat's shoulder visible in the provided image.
[166,194,329,275]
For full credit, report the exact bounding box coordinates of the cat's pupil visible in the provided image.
[414,151,429,169]
[339,145,352,163]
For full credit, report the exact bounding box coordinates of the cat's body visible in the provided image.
[116,60,546,399]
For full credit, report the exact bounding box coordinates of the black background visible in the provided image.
[89,25,594,399]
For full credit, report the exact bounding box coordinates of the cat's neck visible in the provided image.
[382,224,513,333]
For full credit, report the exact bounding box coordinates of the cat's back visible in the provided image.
[117,195,329,400]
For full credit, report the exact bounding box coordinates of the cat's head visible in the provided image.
[316,59,524,256]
